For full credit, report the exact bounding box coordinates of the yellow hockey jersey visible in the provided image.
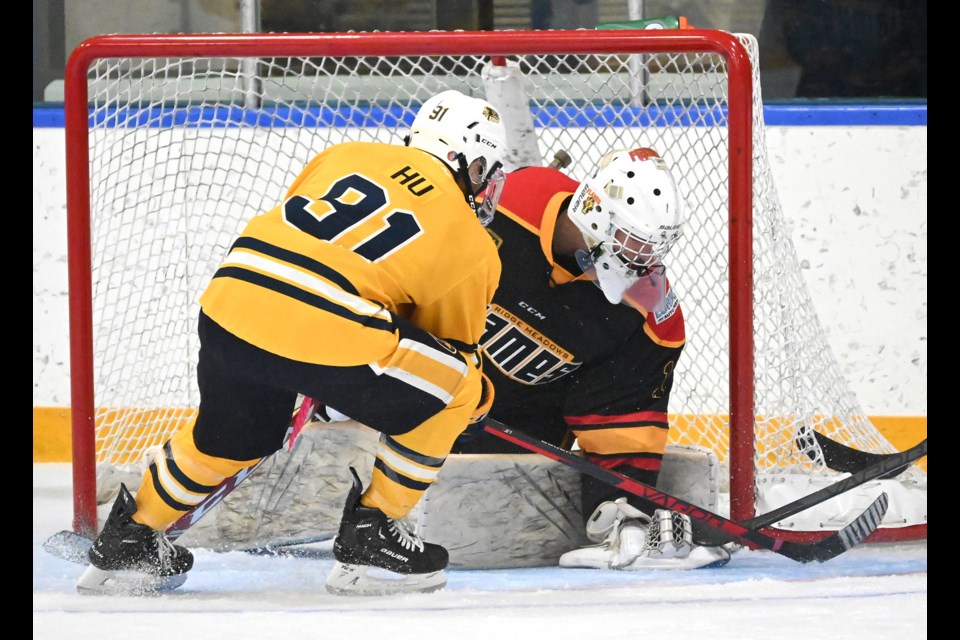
[199,141,501,366]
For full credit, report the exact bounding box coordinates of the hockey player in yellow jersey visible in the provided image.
[77,89,508,597]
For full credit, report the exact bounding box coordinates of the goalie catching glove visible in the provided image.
[455,371,495,446]
[559,498,732,570]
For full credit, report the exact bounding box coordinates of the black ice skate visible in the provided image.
[326,467,448,596]
[76,483,194,595]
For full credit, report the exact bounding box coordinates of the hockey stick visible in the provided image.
[795,425,921,478]
[242,434,923,554]
[249,429,922,556]
[43,397,317,565]
[483,418,888,563]
[744,437,926,531]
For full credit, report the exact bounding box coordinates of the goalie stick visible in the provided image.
[690,436,927,547]
[745,437,926,531]
[483,418,888,564]
[43,410,910,565]
[244,434,925,558]
[43,396,317,566]
[795,425,923,478]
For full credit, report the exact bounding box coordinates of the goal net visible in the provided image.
[63,29,926,544]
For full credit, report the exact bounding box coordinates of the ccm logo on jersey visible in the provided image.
[519,301,546,319]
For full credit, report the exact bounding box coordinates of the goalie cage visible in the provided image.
[62,29,926,551]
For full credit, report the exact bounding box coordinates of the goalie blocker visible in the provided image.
[165,420,721,568]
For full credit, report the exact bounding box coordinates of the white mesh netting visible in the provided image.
[76,31,924,538]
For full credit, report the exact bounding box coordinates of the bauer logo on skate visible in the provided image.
[380,548,409,562]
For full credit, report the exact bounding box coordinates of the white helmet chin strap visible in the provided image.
[575,246,635,304]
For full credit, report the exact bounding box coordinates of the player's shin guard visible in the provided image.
[360,374,477,518]
[360,433,447,518]
[133,425,259,530]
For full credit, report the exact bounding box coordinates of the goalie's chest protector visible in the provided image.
[482,167,684,397]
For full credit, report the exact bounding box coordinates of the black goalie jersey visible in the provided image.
[453,166,686,516]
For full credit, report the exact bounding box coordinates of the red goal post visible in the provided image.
[62,29,925,543]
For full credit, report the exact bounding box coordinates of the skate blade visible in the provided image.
[76,564,188,596]
[325,561,446,596]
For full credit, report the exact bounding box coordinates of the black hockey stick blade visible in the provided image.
[795,425,919,478]
[773,492,888,563]
[42,529,94,565]
[484,418,889,563]
[744,438,926,531]
[43,397,317,565]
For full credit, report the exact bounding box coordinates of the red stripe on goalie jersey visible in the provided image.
[496,166,578,228]
[199,141,499,366]
[565,411,669,472]
[622,280,684,346]
[479,166,685,474]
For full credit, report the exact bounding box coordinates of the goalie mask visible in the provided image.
[569,148,685,304]
[406,89,508,226]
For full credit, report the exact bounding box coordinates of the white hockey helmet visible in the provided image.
[406,89,508,225]
[568,148,684,304]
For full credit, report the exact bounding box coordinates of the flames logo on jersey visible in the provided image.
[482,106,501,123]
[481,305,581,385]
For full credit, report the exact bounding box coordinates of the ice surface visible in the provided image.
[34,463,926,639]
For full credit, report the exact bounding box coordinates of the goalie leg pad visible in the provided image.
[176,421,379,550]
[175,426,720,568]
